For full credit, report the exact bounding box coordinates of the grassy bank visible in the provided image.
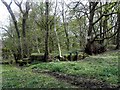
[28,51,119,86]
[2,65,76,88]
[1,51,119,88]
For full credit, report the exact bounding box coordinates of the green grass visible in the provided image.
[1,51,119,88]
[2,65,76,88]
[29,51,119,86]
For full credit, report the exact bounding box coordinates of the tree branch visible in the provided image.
[1,0,20,38]
[25,1,30,12]
[90,2,98,14]
[92,12,117,25]
[91,23,117,43]
[66,1,89,20]
[8,0,12,7]
[95,2,117,11]
[94,31,118,42]
[14,0,24,14]
[0,27,13,38]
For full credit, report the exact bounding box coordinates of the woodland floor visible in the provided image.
[32,69,117,88]
[1,50,120,88]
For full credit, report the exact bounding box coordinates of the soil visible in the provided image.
[32,69,119,88]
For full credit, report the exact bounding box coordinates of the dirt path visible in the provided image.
[32,69,118,88]
[13,62,119,88]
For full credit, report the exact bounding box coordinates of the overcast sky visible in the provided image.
[0,0,9,39]
[0,1,9,26]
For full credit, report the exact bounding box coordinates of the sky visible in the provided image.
[0,1,9,26]
[0,1,9,25]
[0,1,8,39]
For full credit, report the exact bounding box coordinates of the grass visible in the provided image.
[1,51,119,88]
[28,51,119,86]
[2,65,76,88]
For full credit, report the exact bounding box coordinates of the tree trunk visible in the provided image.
[87,2,98,42]
[62,0,70,51]
[53,0,62,57]
[22,14,28,58]
[116,12,120,49]
[14,0,30,59]
[85,2,98,55]
[21,1,30,58]
[44,0,49,61]
[99,2,103,44]
[54,18,62,57]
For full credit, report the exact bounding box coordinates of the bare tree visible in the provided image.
[61,0,70,51]
[84,2,118,55]
[2,0,31,62]
[54,0,62,57]
[14,0,31,58]
[1,0,22,62]
[85,2,98,55]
